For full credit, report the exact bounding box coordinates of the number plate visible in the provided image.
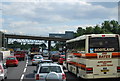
[101,70,109,72]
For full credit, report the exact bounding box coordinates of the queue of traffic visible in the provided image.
[0,34,120,81]
[0,49,66,81]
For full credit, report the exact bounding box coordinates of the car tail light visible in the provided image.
[32,59,35,61]
[117,66,120,72]
[62,73,66,80]
[0,65,3,73]
[36,74,40,80]
[86,67,93,74]
[102,35,105,37]
[116,35,119,37]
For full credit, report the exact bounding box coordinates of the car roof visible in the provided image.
[34,55,42,57]
[60,55,65,56]
[40,63,61,67]
[7,56,16,58]
[42,60,52,61]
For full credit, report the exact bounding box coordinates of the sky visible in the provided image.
[0,0,119,37]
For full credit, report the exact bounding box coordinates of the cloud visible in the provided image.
[4,20,96,36]
[3,1,117,23]
[2,0,120,2]
[0,18,4,29]
[2,1,118,36]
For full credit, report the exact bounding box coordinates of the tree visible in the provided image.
[75,27,85,36]
[110,20,119,34]
[85,27,94,34]
[93,25,102,34]
[101,21,112,33]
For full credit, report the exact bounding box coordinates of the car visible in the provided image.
[50,53,60,61]
[32,55,44,65]
[58,55,65,64]
[0,62,7,81]
[36,60,53,72]
[39,60,53,64]
[6,56,19,67]
[34,63,66,81]
[14,51,26,61]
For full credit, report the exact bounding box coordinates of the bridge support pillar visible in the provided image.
[48,40,51,59]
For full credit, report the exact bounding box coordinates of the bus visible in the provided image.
[65,34,120,79]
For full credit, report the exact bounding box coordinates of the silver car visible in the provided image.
[35,63,66,81]
[0,62,7,81]
[32,55,44,65]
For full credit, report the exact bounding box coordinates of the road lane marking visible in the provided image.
[64,70,68,72]
[25,64,27,68]
[20,74,24,81]
[23,68,27,73]
[20,56,28,81]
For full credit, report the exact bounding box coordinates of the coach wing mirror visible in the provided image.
[3,63,7,69]
[33,70,37,73]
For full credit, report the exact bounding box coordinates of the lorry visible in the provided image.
[29,47,40,60]
[14,51,26,61]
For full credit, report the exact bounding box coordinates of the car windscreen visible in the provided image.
[39,66,62,73]
[7,57,16,60]
[89,37,119,53]
[61,56,65,59]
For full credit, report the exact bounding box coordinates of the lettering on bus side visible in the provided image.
[97,61,113,67]
[97,53,112,59]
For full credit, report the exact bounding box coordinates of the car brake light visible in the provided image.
[62,74,66,80]
[86,67,93,74]
[32,59,35,61]
[117,66,120,72]
[36,74,40,80]
[102,35,105,37]
[116,35,119,37]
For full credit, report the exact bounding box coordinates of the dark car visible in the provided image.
[50,51,60,61]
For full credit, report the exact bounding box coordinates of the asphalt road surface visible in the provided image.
[4,56,120,81]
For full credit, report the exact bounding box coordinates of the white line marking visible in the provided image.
[26,61,28,64]
[64,70,68,72]
[23,68,27,73]
[25,64,27,68]
[20,56,28,81]
[20,74,24,81]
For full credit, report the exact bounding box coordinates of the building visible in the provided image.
[49,31,74,39]
[0,31,4,48]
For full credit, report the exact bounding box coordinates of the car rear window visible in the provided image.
[7,57,16,60]
[39,66,62,73]
[34,56,42,59]
[41,61,53,63]
[61,56,65,59]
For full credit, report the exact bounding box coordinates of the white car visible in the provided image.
[0,62,7,81]
[32,55,44,65]
[35,63,66,81]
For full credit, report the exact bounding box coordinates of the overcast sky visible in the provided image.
[0,0,119,36]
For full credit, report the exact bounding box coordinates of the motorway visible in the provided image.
[4,56,120,81]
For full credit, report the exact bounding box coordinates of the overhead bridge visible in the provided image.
[5,34,68,42]
[4,34,68,52]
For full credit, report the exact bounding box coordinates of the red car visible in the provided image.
[6,56,19,67]
[58,55,65,64]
